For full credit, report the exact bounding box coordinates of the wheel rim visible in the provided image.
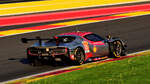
[75,49,84,64]
[113,41,122,57]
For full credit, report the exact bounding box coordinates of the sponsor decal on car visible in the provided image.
[93,41,105,45]
[93,45,97,52]
[82,41,90,53]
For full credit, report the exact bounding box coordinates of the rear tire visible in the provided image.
[27,56,41,66]
[74,48,85,65]
[31,58,41,66]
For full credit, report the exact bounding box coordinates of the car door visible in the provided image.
[83,33,109,57]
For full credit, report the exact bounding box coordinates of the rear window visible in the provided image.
[57,36,76,43]
[47,36,76,43]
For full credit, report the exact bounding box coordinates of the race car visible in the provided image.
[21,31,127,66]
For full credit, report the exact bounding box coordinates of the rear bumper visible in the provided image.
[27,47,68,56]
[28,51,68,57]
[26,47,75,62]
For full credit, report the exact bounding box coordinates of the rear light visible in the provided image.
[27,49,31,54]
[55,36,59,46]
[27,49,38,56]
[65,48,68,53]
[54,36,58,39]
[46,48,49,52]
[70,54,75,60]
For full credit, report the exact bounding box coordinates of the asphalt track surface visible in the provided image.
[1,5,150,83]
[1,14,150,82]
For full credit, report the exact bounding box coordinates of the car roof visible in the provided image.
[58,31,93,37]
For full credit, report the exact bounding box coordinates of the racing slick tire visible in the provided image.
[27,55,42,66]
[109,41,125,58]
[31,58,42,66]
[74,48,85,65]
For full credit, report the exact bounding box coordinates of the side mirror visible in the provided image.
[21,38,28,43]
[106,35,111,40]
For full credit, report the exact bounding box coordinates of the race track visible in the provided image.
[0,2,150,82]
[0,14,150,82]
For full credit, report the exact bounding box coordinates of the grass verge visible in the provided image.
[28,55,150,84]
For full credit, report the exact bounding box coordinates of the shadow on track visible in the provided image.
[8,57,72,67]
[8,57,106,67]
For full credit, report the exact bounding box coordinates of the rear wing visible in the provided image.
[21,36,61,46]
[21,37,53,45]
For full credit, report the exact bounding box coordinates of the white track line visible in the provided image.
[128,49,150,55]
[1,49,150,84]
[0,66,74,84]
